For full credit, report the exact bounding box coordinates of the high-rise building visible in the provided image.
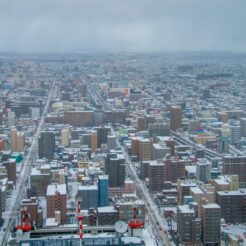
[38,131,55,161]
[46,184,67,224]
[79,185,98,210]
[190,185,215,217]
[170,105,182,131]
[7,110,15,127]
[105,153,125,187]
[16,132,25,152]
[164,156,189,183]
[139,139,152,178]
[80,83,87,98]
[30,167,51,196]
[6,160,16,185]
[240,118,246,137]
[177,179,197,205]
[10,128,17,152]
[222,156,246,188]
[131,137,141,159]
[216,190,246,224]
[152,143,169,160]
[98,175,109,207]
[139,139,152,163]
[196,159,211,183]
[148,161,165,193]
[90,130,97,152]
[218,126,231,153]
[137,116,146,131]
[10,128,25,152]
[177,203,202,245]
[96,127,111,148]
[0,187,6,224]
[230,125,241,144]
[201,204,221,246]
[60,128,70,147]
[107,135,116,150]
[148,123,170,137]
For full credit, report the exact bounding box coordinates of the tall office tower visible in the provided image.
[0,187,5,224]
[230,125,241,144]
[218,125,231,153]
[202,89,210,99]
[30,168,51,196]
[10,128,25,152]
[222,156,246,188]
[148,123,170,137]
[46,184,67,224]
[7,110,15,127]
[96,127,110,148]
[196,159,211,183]
[148,161,165,193]
[80,83,87,98]
[38,131,55,161]
[60,128,70,147]
[216,190,246,224]
[177,179,197,205]
[137,116,146,131]
[164,138,176,156]
[81,133,91,146]
[240,118,246,137]
[164,156,189,183]
[78,185,98,209]
[140,139,152,178]
[105,153,125,187]
[139,139,152,163]
[177,203,202,245]
[131,137,141,159]
[152,143,169,160]
[90,130,97,152]
[16,132,25,152]
[201,204,221,246]
[170,105,182,131]
[145,114,155,128]
[6,160,16,185]
[10,128,17,152]
[107,135,116,150]
[98,175,109,207]
[190,185,215,217]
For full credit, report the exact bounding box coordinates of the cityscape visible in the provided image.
[0,1,246,246]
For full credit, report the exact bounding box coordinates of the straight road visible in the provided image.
[0,81,56,246]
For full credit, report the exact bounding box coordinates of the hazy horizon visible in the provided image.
[1,0,246,53]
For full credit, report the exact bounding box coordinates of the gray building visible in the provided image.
[79,185,98,210]
[107,135,116,150]
[230,125,241,144]
[177,203,202,245]
[240,118,246,137]
[38,131,55,161]
[105,153,125,187]
[196,159,211,183]
[148,123,170,137]
[152,143,169,160]
[201,204,221,245]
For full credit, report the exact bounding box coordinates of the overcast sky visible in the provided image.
[0,0,246,53]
